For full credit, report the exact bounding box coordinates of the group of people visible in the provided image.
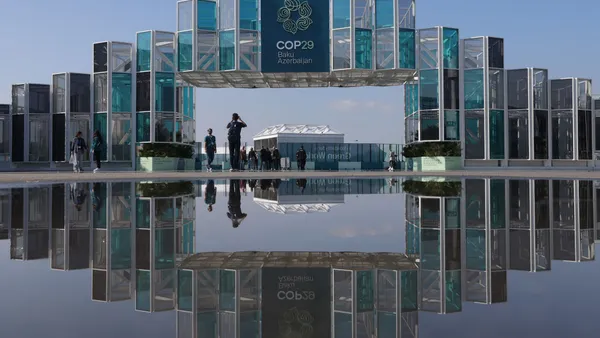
[204,113,309,171]
[70,130,106,173]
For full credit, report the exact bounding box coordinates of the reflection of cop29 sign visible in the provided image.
[262,0,330,73]
[262,267,331,338]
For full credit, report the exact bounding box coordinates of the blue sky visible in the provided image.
[0,0,598,144]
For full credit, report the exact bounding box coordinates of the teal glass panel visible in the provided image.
[177,31,193,71]
[197,0,217,30]
[490,109,505,159]
[219,270,236,311]
[183,87,194,118]
[406,223,420,254]
[112,73,132,113]
[421,229,441,270]
[240,311,260,338]
[445,198,460,228]
[177,270,193,311]
[375,0,394,28]
[219,30,235,70]
[182,221,194,254]
[197,312,217,338]
[405,83,418,116]
[136,200,150,228]
[136,270,151,311]
[442,28,459,69]
[136,112,151,142]
[239,0,258,30]
[377,312,396,338]
[137,32,152,72]
[420,111,440,141]
[490,179,506,228]
[399,29,416,69]
[155,228,175,269]
[464,69,485,109]
[334,312,352,338]
[356,271,374,312]
[421,198,441,227]
[355,28,372,69]
[110,229,131,269]
[155,72,175,112]
[445,270,462,312]
[401,270,418,311]
[419,69,439,110]
[444,110,460,140]
[466,229,486,270]
[333,0,351,28]
[92,182,107,228]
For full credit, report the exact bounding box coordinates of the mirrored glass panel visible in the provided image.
[94,43,108,73]
[52,74,66,113]
[111,43,133,73]
[551,79,573,110]
[94,74,108,112]
[154,32,175,72]
[70,73,91,113]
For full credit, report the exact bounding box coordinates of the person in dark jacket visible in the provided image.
[227,179,247,228]
[226,113,247,171]
[91,130,105,173]
[272,147,281,170]
[248,147,258,171]
[205,180,216,212]
[71,131,88,173]
[259,146,269,171]
[296,146,307,171]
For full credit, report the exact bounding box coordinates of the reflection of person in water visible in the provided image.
[70,183,87,212]
[205,180,216,212]
[272,179,281,190]
[227,180,247,228]
[92,183,103,211]
[248,179,257,192]
[260,179,271,191]
[296,179,307,194]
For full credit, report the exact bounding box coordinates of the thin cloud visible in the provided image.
[329,99,393,112]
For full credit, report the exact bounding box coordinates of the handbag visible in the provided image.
[69,152,75,164]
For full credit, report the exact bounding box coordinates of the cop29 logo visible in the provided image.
[277,0,313,34]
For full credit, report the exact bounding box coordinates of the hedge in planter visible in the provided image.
[401,180,462,197]
[139,142,194,158]
[402,141,461,158]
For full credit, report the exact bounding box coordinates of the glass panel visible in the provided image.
[578,79,592,110]
[375,28,393,69]
[52,74,66,113]
[110,228,131,269]
[155,32,175,72]
[551,110,574,159]
[112,73,132,113]
[421,229,440,270]
[507,69,528,110]
[355,28,372,69]
[29,84,50,114]
[489,110,505,159]
[93,113,107,161]
[197,31,217,71]
[421,198,440,228]
[465,110,485,159]
[334,269,352,311]
[155,72,175,112]
[92,270,107,301]
[178,0,193,31]
[464,69,484,109]
[397,0,415,28]
[445,199,460,228]
[51,114,66,161]
[29,118,49,161]
[442,28,459,69]
[420,110,439,141]
[136,112,151,142]
[401,270,418,311]
[335,312,352,338]
[137,32,152,72]
[239,0,258,30]
[551,79,573,110]
[12,85,25,115]
[219,30,235,71]
[198,0,217,30]
[94,73,108,112]
[445,270,461,313]
[488,37,504,69]
[136,72,151,112]
[70,74,91,113]
[534,110,548,159]
[219,270,236,311]
[463,38,483,69]
[553,180,576,230]
[94,43,108,73]
[0,118,8,155]
[404,83,418,116]
[111,114,131,161]
[375,0,393,28]
[333,29,351,69]
[136,270,151,311]
[111,43,132,73]
[156,113,175,142]
[136,200,150,228]
[490,179,505,228]
[178,31,193,71]
[92,229,107,268]
[534,180,550,229]
[444,110,459,140]
[419,28,438,70]
[466,229,485,270]
[398,28,416,69]
[489,68,504,109]
[443,69,459,110]
[508,110,528,159]
[509,180,530,229]
[533,69,548,109]
[419,69,439,110]
[578,110,592,160]
[355,0,373,29]
[239,31,258,71]
[155,228,175,269]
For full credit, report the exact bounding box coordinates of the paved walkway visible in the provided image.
[0,169,599,185]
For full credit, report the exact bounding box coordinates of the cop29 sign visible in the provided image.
[261,267,331,338]
[261,0,330,73]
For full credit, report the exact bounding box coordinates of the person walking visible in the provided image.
[70,131,88,173]
[204,179,216,212]
[204,128,216,172]
[226,113,247,172]
[296,145,307,171]
[91,130,105,173]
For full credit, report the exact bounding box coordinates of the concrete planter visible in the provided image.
[409,156,462,171]
[137,157,195,172]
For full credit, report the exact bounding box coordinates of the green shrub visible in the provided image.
[401,180,462,196]
[402,141,461,158]
[139,142,194,159]
[137,181,194,197]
